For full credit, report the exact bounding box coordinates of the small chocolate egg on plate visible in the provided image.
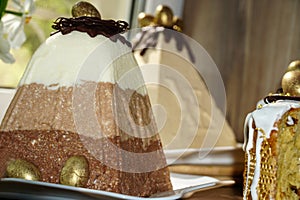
[6,159,41,181]
[60,155,89,187]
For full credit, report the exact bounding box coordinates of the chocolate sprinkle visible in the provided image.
[51,16,131,46]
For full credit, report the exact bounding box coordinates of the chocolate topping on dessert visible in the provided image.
[50,1,130,46]
[51,16,129,38]
[264,95,300,104]
[0,1,173,196]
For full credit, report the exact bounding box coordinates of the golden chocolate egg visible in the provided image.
[286,60,300,72]
[6,159,40,181]
[72,1,101,18]
[60,155,89,187]
[172,16,183,32]
[138,12,155,27]
[155,5,174,27]
[281,70,300,96]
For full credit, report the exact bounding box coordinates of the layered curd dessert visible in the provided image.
[0,2,172,197]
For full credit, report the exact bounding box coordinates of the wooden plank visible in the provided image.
[183,0,300,142]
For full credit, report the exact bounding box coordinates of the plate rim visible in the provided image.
[0,172,219,200]
[0,177,180,200]
[164,145,243,158]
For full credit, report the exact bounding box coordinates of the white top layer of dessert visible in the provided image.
[243,99,300,199]
[20,31,146,94]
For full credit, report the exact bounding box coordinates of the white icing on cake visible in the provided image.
[243,100,300,200]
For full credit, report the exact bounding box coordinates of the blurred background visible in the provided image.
[0,0,299,142]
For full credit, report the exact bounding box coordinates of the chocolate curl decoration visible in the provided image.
[50,1,131,46]
[51,17,131,47]
[51,17,128,38]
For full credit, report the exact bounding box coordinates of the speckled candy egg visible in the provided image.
[6,159,41,181]
[71,1,101,18]
[60,155,89,187]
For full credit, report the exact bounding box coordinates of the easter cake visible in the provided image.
[243,60,300,199]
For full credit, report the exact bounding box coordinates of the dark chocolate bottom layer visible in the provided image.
[0,130,172,197]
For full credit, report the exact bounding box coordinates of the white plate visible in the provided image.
[0,173,218,200]
[164,145,244,165]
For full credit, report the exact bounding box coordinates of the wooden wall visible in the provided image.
[182,0,300,142]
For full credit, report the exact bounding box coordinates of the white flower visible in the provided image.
[2,0,35,48]
[0,21,15,63]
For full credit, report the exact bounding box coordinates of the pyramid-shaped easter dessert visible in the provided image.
[132,6,237,150]
[0,2,172,197]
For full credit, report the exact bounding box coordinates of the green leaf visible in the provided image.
[0,0,9,20]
